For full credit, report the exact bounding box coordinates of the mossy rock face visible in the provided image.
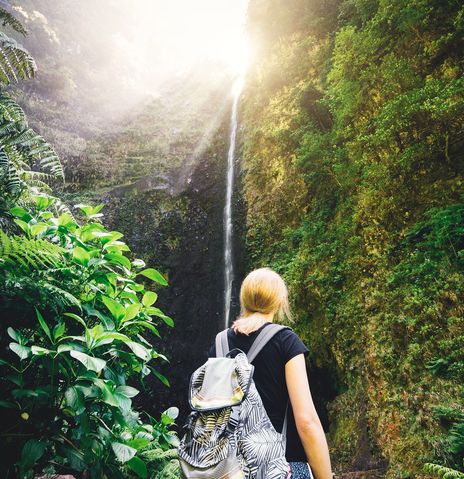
[242,0,464,475]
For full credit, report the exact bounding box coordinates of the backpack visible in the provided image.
[177,324,291,479]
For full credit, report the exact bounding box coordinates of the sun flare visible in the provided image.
[114,0,250,88]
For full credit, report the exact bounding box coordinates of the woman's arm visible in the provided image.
[285,354,333,479]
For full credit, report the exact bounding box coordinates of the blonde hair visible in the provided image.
[232,267,292,335]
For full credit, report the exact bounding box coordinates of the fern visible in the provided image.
[0,95,64,202]
[0,94,27,125]
[0,31,36,85]
[0,229,63,271]
[140,448,180,479]
[0,7,28,36]
[424,463,464,479]
[37,280,81,309]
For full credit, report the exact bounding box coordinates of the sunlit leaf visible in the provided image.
[142,291,157,306]
[9,342,30,360]
[72,246,90,266]
[7,327,20,342]
[123,303,141,322]
[70,351,106,373]
[31,346,52,356]
[125,341,151,361]
[102,296,125,321]
[138,268,168,286]
[111,442,137,463]
[116,385,139,398]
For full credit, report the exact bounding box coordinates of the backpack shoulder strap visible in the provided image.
[215,329,230,357]
[247,323,291,363]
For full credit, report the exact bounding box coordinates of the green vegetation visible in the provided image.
[243,0,464,476]
[0,9,177,479]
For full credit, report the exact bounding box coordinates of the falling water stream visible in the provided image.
[223,76,244,328]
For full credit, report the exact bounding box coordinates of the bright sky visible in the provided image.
[111,0,250,87]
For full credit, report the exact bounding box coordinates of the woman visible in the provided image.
[208,267,333,479]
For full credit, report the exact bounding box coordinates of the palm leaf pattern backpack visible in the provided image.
[178,324,291,479]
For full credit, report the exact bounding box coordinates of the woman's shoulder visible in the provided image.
[273,327,309,363]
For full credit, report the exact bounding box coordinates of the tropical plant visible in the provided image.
[0,195,176,478]
[424,463,464,479]
[0,5,62,212]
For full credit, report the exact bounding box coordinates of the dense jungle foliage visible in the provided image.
[242,0,464,476]
[0,9,179,479]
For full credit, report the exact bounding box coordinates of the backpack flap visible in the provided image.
[189,353,254,411]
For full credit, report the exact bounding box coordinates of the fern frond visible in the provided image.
[0,149,21,196]
[0,94,27,125]
[0,32,36,85]
[0,7,28,36]
[424,463,464,479]
[39,280,81,309]
[0,229,63,271]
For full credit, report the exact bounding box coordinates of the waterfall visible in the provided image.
[223,76,244,328]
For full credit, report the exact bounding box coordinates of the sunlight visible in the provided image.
[156,0,250,74]
[118,0,250,86]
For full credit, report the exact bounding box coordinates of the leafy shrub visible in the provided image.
[0,195,176,478]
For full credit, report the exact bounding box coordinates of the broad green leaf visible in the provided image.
[78,223,106,242]
[115,392,132,411]
[31,346,52,356]
[72,246,90,266]
[147,307,174,327]
[57,343,80,354]
[35,308,52,343]
[164,432,180,447]
[116,385,139,398]
[105,252,132,270]
[123,303,141,322]
[102,296,125,321]
[9,206,30,219]
[30,223,48,236]
[64,312,87,327]
[98,331,130,341]
[0,400,17,408]
[21,439,47,470]
[70,351,106,373]
[74,203,94,216]
[138,268,168,286]
[104,241,130,252]
[14,218,30,235]
[130,283,145,292]
[124,321,160,338]
[125,341,151,361]
[7,327,20,342]
[111,442,137,463]
[65,386,85,415]
[132,258,146,269]
[165,406,179,420]
[93,378,119,407]
[142,291,157,307]
[135,431,153,441]
[9,343,31,360]
[33,195,54,210]
[127,456,147,478]
[58,212,75,227]
[127,437,151,450]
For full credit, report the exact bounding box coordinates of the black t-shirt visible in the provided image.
[207,322,309,462]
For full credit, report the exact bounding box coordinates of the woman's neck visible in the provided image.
[232,311,275,335]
